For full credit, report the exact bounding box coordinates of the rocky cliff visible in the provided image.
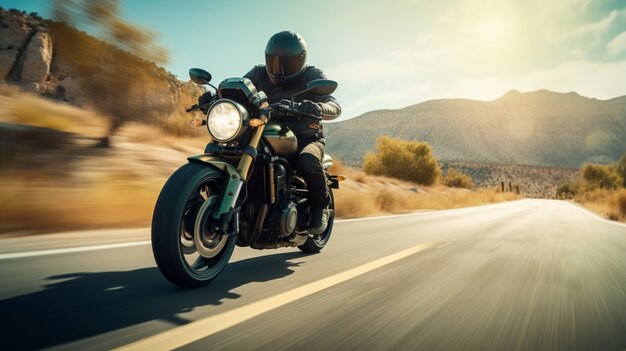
[0,8,203,131]
[0,9,52,88]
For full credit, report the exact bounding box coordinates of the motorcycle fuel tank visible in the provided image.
[262,123,298,157]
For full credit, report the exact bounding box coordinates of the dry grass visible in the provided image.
[0,85,107,135]
[0,89,207,234]
[574,188,626,222]
[334,186,519,218]
[0,130,521,233]
[558,153,626,223]
[0,173,162,233]
[0,119,204,234]
[620,191,626,217]
[331,160,520,219]
[0,90,522,234]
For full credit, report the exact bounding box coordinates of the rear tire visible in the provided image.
[151,162,236,288]
[298,189,335,253]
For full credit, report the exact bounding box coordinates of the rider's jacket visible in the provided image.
[243,65,341,143]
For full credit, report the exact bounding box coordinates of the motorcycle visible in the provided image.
[151,68,344,288]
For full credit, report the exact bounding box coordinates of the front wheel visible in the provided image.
[299,189,335,253]
[151,162,236,288]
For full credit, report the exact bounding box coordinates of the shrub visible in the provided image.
[443,168,474,189]
[562,154,626,222]
[363,135,440,185]
[556,181,577,199]
[582,164,623,189]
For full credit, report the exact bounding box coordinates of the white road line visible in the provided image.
[335,212,434,223]
[566,201,626,228]
[0,200,534,260]
[334,199,524,223]
[0,241,151,260]
[114,242,439,351]
[4,199,621,260]
[0,210,442,260]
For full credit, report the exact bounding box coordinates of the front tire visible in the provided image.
[299,189,335,253]
[151,162,236,288]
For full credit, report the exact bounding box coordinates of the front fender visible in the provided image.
[187,154,236,173]
[187,154,243,221]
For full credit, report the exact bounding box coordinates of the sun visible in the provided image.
[480,18,506,42]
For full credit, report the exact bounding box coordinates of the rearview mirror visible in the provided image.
[306,79,338,95]
[189,68,212,85]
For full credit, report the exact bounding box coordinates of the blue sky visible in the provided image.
[2,0,626,120]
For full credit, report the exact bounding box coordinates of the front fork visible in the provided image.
[208,106,270,234]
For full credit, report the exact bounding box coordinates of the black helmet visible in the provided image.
[265,31,307,86]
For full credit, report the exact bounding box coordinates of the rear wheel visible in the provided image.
[151,163,236,288]
[298,189,334,253]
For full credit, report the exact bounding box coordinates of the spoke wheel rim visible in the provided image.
[177,179,231,279]
[313,202,334,246]
[193,196,228,258]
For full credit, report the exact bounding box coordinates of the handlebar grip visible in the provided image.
[297,111,322,120]
[186,102,212,113]
[268,102,321,121]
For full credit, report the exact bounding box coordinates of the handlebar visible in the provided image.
[186,100,321,121]
[186,102,212,113]
[268,100,321,121]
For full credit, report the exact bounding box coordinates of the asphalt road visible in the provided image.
[1,199,625,350]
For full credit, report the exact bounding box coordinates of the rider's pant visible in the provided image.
[297,140,330,209]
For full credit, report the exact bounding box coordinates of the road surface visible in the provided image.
[0,199,625,350]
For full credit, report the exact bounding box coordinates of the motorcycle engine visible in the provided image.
[273,200,298,238]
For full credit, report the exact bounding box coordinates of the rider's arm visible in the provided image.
[243,65,264,88]
[306,67,342,121]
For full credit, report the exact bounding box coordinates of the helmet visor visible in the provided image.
[265,53,305,78]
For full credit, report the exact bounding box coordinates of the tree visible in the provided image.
[50,0,169,147]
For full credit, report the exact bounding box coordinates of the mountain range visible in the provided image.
[325,90,626,168]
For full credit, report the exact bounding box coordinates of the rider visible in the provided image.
[200,31,341,235]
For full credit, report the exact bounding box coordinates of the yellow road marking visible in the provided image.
[115,242,439,351]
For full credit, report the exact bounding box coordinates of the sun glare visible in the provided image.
[481,19,506,42]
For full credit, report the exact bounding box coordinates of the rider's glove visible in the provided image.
[198,91,213,105]
[197,91,213,113]
[297,100,322,118]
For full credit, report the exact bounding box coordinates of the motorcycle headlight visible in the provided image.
[207,100,248,142]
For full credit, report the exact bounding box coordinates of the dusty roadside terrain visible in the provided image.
[0,89,519,235]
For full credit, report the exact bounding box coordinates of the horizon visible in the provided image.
[328,88,626,120]
[1,0,626,120]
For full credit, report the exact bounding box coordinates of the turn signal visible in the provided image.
[249,118,266,127]
[335,175,347,181]
[189,119,206,127]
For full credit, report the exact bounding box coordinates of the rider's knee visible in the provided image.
[297,153,322,175]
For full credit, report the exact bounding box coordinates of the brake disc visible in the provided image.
[193,195,228,258]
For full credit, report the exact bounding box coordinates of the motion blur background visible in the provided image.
[0,0,625,235]
[3,0,626,119]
